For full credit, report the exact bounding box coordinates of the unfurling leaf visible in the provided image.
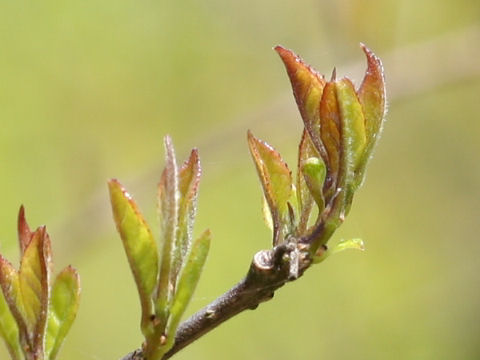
[355,44,387,187]
[297,130,319,233]
[156,135,180,324]
[335,78,367,183]
[247,130,292,244]
[173,149,201,290]
[274,46,327,159]
[108,179,158,335]
[0,207,81,360]
[0,279,21,360]
[168,229,210,338]
[301,157,326,210]
[45,266,80,360]
[19,227,51,355]
[272,44,385,254]
[17,205,33,256]
[313,238,365,263]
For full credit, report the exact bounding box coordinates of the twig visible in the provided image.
[120,242,312,360]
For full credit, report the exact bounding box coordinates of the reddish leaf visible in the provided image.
[19,227,51,353]
[275,46,327,159]
[319,81,341,193]
[248,131,292,244]
[17,206,33,256]
[358,44,386,145]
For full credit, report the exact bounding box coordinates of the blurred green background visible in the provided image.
[1,0,479,359]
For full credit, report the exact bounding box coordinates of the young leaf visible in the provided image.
[319,81,341,194]
[358,44,386,145]
[335,78,367,188]
[108,179,159,334]
[19,227,51,352]
[355,44,386,187]
[172,149,201,289]
[297,130,318,233]
[275,46,327,160]
[45,266,80,360]
[17,206,33,256]
[247,131,292,244]
[301,157,326,210]
[0,256,27,346]
[313,238,365,263]
[0,285,21,360]
[156,136,180,323]
[167,229,210,338]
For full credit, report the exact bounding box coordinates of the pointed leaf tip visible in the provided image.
[358,44,386,144]
[275,46,326,160]
[108,179,159,332]
[17,205,32,256]
[247,131,292,243]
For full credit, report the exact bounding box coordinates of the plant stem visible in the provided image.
[120,242,311,360]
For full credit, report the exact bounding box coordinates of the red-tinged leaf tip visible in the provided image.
[319,81,341,189]
[247,130,293,244]
[179,148,201,200]
[275,45,327,160]
[17,205,32,256]
[358,44,386,142]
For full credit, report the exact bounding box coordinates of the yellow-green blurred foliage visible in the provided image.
[1,0,479,359]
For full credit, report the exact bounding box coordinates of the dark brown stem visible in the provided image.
[119,242,312,360]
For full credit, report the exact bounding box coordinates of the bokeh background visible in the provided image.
[1,0,479,359]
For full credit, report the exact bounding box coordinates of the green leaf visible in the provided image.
[335,78,367,192]
[156,135,179,325]
[45,266,80,360]
[247,131,292,245]
[0,284,21,360]
[336,79,367,171]
[313,238,365,264]
[296,130,318,233]
[108,179,159,335]
[0,255,28,349]
[168,229,210,338]
[19,227,51,352]
[172,149,201,290]
[301,157,326,211]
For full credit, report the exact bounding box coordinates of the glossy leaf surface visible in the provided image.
[108,179,158,332]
